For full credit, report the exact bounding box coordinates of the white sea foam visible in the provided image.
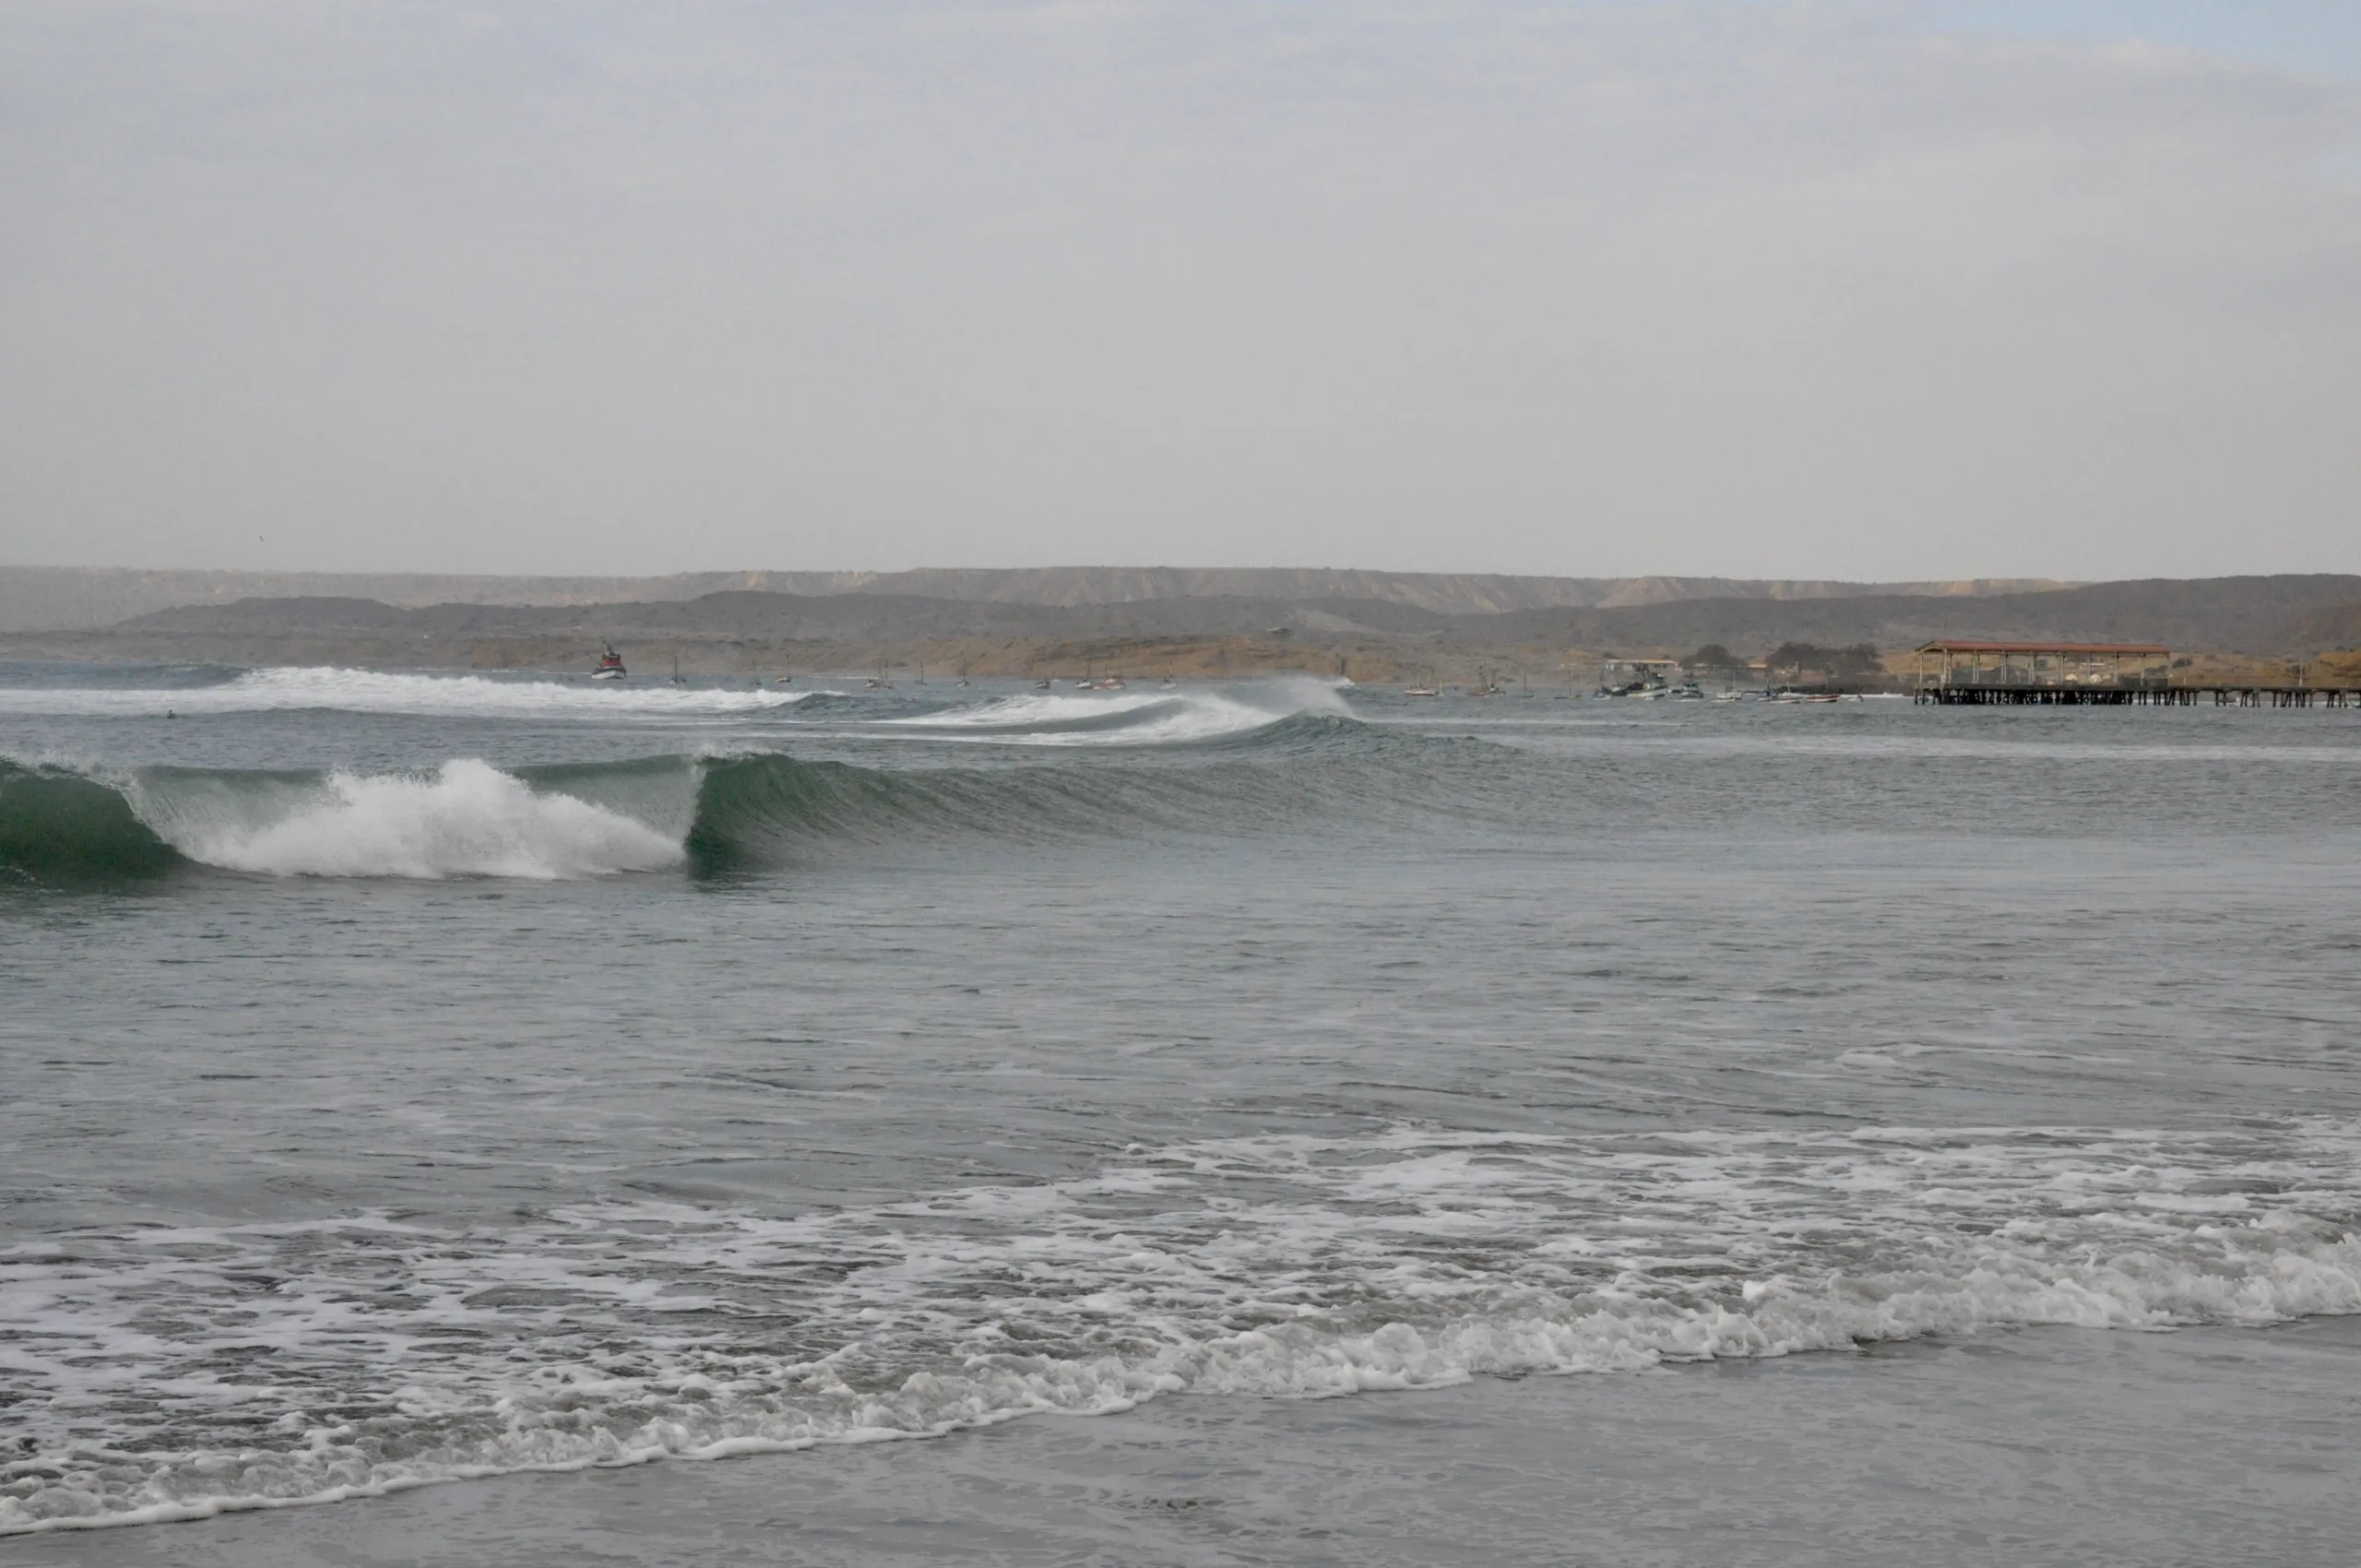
[127,758,686,878]
[0,666,807,719]
[4,1119,2355,1533]
[883,678,1350,745]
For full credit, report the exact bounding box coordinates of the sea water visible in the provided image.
[2,666,2357,1563]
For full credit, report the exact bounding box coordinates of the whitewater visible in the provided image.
[4,661,2360,1562]
[0,665,813,719]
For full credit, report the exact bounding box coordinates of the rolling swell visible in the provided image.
[0,717,1492,883]
[682,715,1489,867]
[685,750,1254,866]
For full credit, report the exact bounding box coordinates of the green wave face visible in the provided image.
[0,761,183,882]
[679,715,1436,872]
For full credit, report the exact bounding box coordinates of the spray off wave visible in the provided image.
[1,757,695,881]
[133,759,686,879]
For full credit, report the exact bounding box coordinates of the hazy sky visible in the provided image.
[5,1,2357,580]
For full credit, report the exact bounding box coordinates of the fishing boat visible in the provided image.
[591,645,626,681]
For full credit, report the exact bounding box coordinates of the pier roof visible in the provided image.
[1916,640,2168,656]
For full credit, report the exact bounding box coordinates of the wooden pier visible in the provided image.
[2191,685,2361,707]
[1911,640,2360,707]
[1920,683,2360,707]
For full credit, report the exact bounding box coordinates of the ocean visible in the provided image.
[2,664,2357,1565]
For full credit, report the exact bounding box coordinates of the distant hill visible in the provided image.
[2278,600,2361,652]
[0,564,2068,633]
[83,573,2361,658]
[1456,576,2361,656]
[113,590,1432,642]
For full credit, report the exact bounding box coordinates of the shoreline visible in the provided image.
[6,1315,2354,1565]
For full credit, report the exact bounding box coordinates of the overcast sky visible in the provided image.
[4,1,2357,581]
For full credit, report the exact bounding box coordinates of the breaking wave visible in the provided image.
[0,718,1466,883]
[0,675,1451,881]
[876,679,1352,746]
[0,668,1354,739]
[134,759,686,880]
[0,665,808,719]
[3,1119,2355,1533]
[1,758,694,882]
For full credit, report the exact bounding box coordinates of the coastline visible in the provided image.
[8,1318,2353,1567]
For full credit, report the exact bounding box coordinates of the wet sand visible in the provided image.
[15,1318,2355,1568]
